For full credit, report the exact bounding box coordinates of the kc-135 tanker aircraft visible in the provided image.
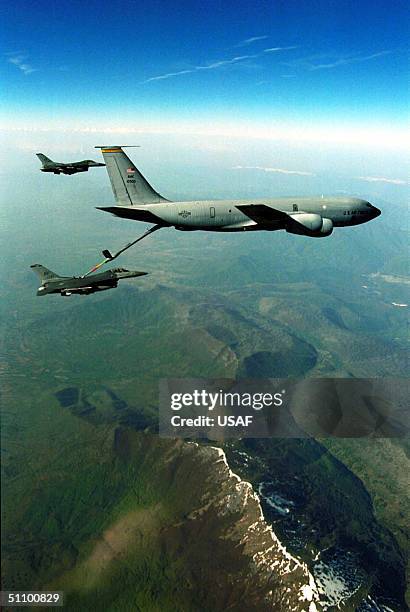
[32,145,381,295]
[83,145,381,274]
[96,145,381,236]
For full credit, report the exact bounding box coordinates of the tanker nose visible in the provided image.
[364,201,381,218]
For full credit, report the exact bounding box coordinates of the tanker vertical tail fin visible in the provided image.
[96,146,169,206]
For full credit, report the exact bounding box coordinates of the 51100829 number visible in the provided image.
[0,592,64,607]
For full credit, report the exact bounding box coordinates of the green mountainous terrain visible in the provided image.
[1,180,409,610]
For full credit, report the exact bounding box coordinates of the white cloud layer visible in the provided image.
[357,175,407,185]
[233,165,315,176]
[1,119,407,151]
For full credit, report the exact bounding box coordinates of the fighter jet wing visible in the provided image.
[236,204,290,226]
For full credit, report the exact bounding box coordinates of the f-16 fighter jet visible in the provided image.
[36,153,105,175]
[31,264,147,296]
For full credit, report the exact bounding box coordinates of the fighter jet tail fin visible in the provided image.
[96,146,170,206]
[36,153,54,167]
[30,264,61,282]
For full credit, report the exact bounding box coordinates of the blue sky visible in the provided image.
[1,0,408,134]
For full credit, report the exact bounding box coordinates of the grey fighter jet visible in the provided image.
[31,264,147,296]
[95,146,381,240]
[36,153,105,175]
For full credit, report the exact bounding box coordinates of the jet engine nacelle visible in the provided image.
[286,214,333,237]
[318,217,333,236]
[290,213,323,232]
